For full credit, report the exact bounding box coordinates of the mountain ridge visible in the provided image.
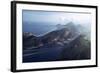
[23,22,91,62]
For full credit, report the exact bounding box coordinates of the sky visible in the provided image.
[22,10,92,25]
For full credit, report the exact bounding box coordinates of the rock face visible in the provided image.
[23,22,91,62]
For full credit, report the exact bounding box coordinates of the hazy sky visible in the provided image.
[22,10,91,25]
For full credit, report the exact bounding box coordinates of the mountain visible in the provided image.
[23,22,80,49]
[23,32,43,50]
[23,22,91,62]
[77,24,91,40]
